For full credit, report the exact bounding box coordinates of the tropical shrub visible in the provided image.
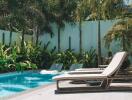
[28,41,56,69]
[0,44,12,72]
[0,42,98,72]
[55,49,77,70]
[78,48,97,68]
[0,43,37,72]
[37,50,54,69]
[15,61,37,71]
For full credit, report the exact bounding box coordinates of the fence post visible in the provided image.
[2,32,5,45]
[9,31,12,46]
[69,36,71,50]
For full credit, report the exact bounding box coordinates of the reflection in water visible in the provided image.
[0,71,56,97]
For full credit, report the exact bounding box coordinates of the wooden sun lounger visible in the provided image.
[53,51,128,93]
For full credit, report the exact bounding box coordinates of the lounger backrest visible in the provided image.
[102,51,127,77]
[50,63,63,71]
[69,64,83,71]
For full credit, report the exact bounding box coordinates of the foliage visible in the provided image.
[86,0,126,20]
[17,40,56,69]
[0,41,98,72]
[120,58,130,71]
[0,0,131,72]
[78,48,97,68]
[0,43,37,72]
[15,61,37,71]
[54,48,97,69]
[104,18,132,70]
[55,49,78,70]
[104,18,132,51]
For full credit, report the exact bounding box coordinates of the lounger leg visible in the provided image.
[55,80,60,94]
[57,80,60,90]
[106,79,113,88]
[101,79,108,88]
[101,78,112,89]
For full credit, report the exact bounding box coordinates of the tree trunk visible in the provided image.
[122,34,125,51]
[36,30,39,46]
[35,26,39,46]
[97,20,102,66]
[79,19,82,54]
[58,26,61,52]
[97,1,102,66]
[69,36,71,50]
[31,35,34,44]
[9,31,12,46]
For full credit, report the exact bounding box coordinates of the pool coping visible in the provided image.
[1,82,55,100]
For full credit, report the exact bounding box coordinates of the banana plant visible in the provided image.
[0,44,11,60]
[79,48,97,68]
[55,49,77,70]
[0,44,11,72]
[15,61,37,71]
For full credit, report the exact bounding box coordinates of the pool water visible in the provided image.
[0,71,56,97]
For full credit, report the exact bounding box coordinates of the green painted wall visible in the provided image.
[39,20,119,56]
[0,20,120,56]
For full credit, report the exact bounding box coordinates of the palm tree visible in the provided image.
[74,0,90,54]
[103,0,132,51]
[77,0,102,64]
[0,0,32,48]
[104,18,132,51]
[97,0,102,65]
[46,0,77,52]
[0,0,13,46]
[0,0,54,48]
[86,0,125,65]
[28,0,54,46]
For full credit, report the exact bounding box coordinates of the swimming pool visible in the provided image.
[0,71,56,97]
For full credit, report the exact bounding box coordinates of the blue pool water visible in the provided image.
[0,71,56,97]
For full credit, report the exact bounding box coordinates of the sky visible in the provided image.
[124,0,132,5]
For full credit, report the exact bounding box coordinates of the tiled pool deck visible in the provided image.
[3,82,132,100]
